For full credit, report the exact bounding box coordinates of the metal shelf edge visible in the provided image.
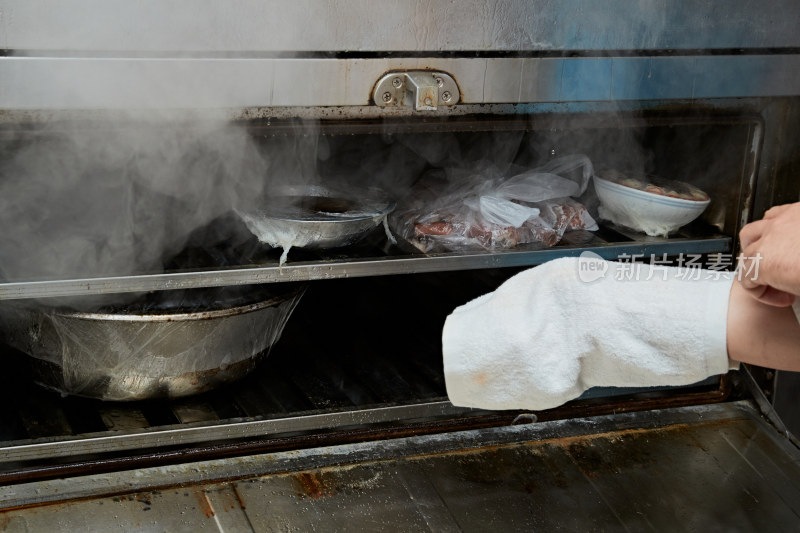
[0,237,731,300]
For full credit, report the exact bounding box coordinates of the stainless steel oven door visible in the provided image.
[1,401,800,531]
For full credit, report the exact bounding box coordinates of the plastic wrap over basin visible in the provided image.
[0,285,304,401]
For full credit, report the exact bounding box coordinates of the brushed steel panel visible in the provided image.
[2,0,799,53]
[3,55,798,111]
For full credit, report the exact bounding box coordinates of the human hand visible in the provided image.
[738,203,800,307]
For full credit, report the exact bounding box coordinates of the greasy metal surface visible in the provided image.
[0,379,729,487]
[740,365,798,447]
[3,55,800,111]
[0,412,529,486]
[0,401,476,464]
[730,120,763,246]
[774,371,800,442]
[1,401,767,506]
[2,0,799,52]
[751,99,800,220]
[0,234,731,300]
[0,100,776,126]
[1,401,799,532]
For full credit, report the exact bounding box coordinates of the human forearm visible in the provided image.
[727,280,800,370]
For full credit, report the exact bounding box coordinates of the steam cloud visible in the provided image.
[0,114,531,289]
[0,117,279,283]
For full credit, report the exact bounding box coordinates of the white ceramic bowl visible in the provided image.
[593,176,711,237]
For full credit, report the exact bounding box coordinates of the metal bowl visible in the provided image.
[237,186,395,263]
[0,285,304,401]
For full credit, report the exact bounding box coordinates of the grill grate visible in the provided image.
[0,343,449,443]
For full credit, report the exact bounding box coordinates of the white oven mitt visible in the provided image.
[442,256,737,411]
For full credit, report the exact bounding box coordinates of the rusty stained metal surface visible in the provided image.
[0,376,729,487]
[2,401,800,531]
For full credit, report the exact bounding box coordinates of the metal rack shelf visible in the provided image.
[0,227,731,300]
[0,268,726,471]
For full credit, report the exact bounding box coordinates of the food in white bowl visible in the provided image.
[593,171,711,237]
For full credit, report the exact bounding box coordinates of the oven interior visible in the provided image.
[3,0,800,525]
[0,106,773,482]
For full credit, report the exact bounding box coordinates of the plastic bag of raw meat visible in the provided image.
[390,155,598,253]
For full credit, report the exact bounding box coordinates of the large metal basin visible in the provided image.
[0,285,304,401]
